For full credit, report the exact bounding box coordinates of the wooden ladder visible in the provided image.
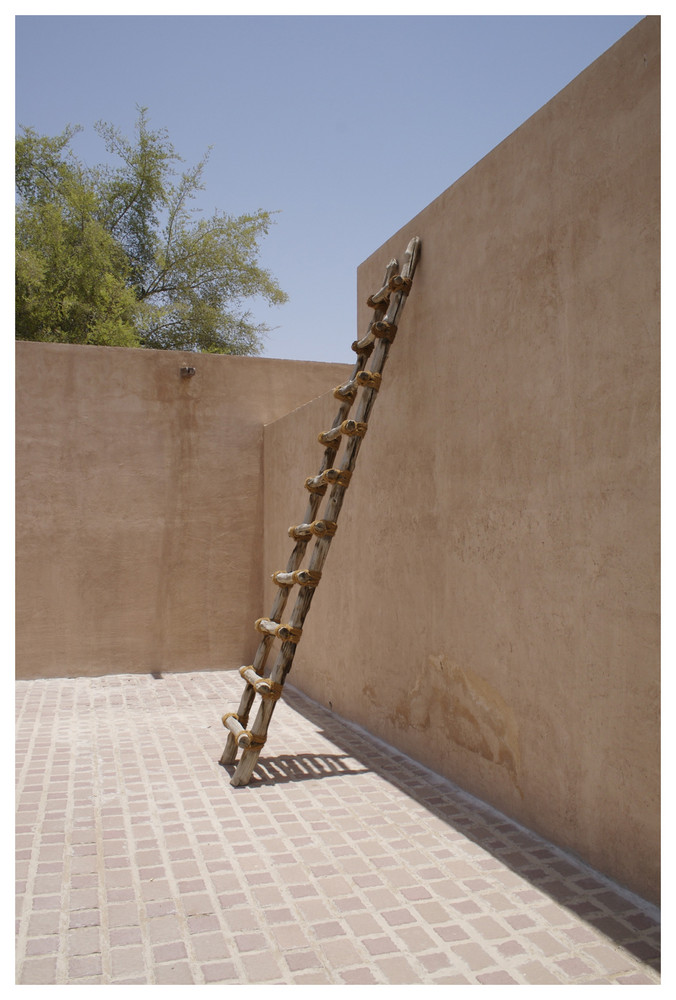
[219,236,421,787]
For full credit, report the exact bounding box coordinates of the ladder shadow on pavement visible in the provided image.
[220,752,369,785]
[273,683,661,975]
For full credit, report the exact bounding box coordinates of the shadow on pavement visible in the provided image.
[232,681,660,974]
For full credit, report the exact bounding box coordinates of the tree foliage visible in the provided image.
[15,108,287,353]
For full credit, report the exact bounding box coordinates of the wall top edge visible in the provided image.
[15,340,352,369]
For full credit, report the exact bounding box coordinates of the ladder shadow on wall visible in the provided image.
[243,682,660,974]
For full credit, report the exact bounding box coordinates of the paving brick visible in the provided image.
[19,956,58,984]
[68,926,101,956]
[414,900,452,923]
[333,895,365,913]
[110,946,147,979]
[340,967,379,984]
[469,915,510,940]
[320,937,364,968]
[419,951,453,973]
[235,932,268,953]
[294,897,334,922]
[496,938,527,958]
[524,930,569,956]
[401,885,433,902]
[69,953,103,979]
[477,970,519,984]
[395,925,437,953]
[153,940,188,963]
[377,954,424,983]
[555,956,596,978]
[147,915,184,944]
[201,960,238,982]
[363,935,399,956]
[312,919,347,939]
[583,943,637,976]
[377,907,412,928]
[27,910,61,937]
[285,949,322,972]
[435,923,470,943]
[110,927,143,947]
[517,959,564,984]
[68,909,101,929]
[155,962,195,984]
[271,922,311,950]
[454,941,497,972]
[25,936,59,957]
[107,903,141,928]
[222,907,260,932]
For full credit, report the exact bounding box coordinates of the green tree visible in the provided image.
[15,108,287,353]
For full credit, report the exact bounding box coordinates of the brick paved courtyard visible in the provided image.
[16,670,660,985]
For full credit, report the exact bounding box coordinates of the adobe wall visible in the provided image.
[15,343,351,679]
[264,17,660,902]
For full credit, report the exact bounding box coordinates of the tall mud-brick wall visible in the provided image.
[15,345,351,679]
[264,17,660,903]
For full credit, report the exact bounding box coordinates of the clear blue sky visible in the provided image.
[15,12,645,363]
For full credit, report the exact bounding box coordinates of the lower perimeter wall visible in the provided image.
[15,342,351,679]
[263,18,660,904]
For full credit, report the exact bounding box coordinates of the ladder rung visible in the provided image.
[305,468,351,493]
[288,520,337,540]
[367,290,390,309]
[333,371,381,401]
[255,618,303,643]
[317,426,341,446]
[222,712,252,747]
[239,666,283,700]
[333,381,358,402]
[318,420,367,446]
[272,568,322,588]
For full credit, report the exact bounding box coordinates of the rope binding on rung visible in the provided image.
[356,370,381,390]
[372,320,397,340]
[304,478,327,495]
[258,680,283,700]
[341,420,367,437]
[388,274,412,294]
[333,382,358,401]
[351,339,375,357]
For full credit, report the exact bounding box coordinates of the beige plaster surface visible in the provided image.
[16,343,351,679]
[263,18,660,902]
